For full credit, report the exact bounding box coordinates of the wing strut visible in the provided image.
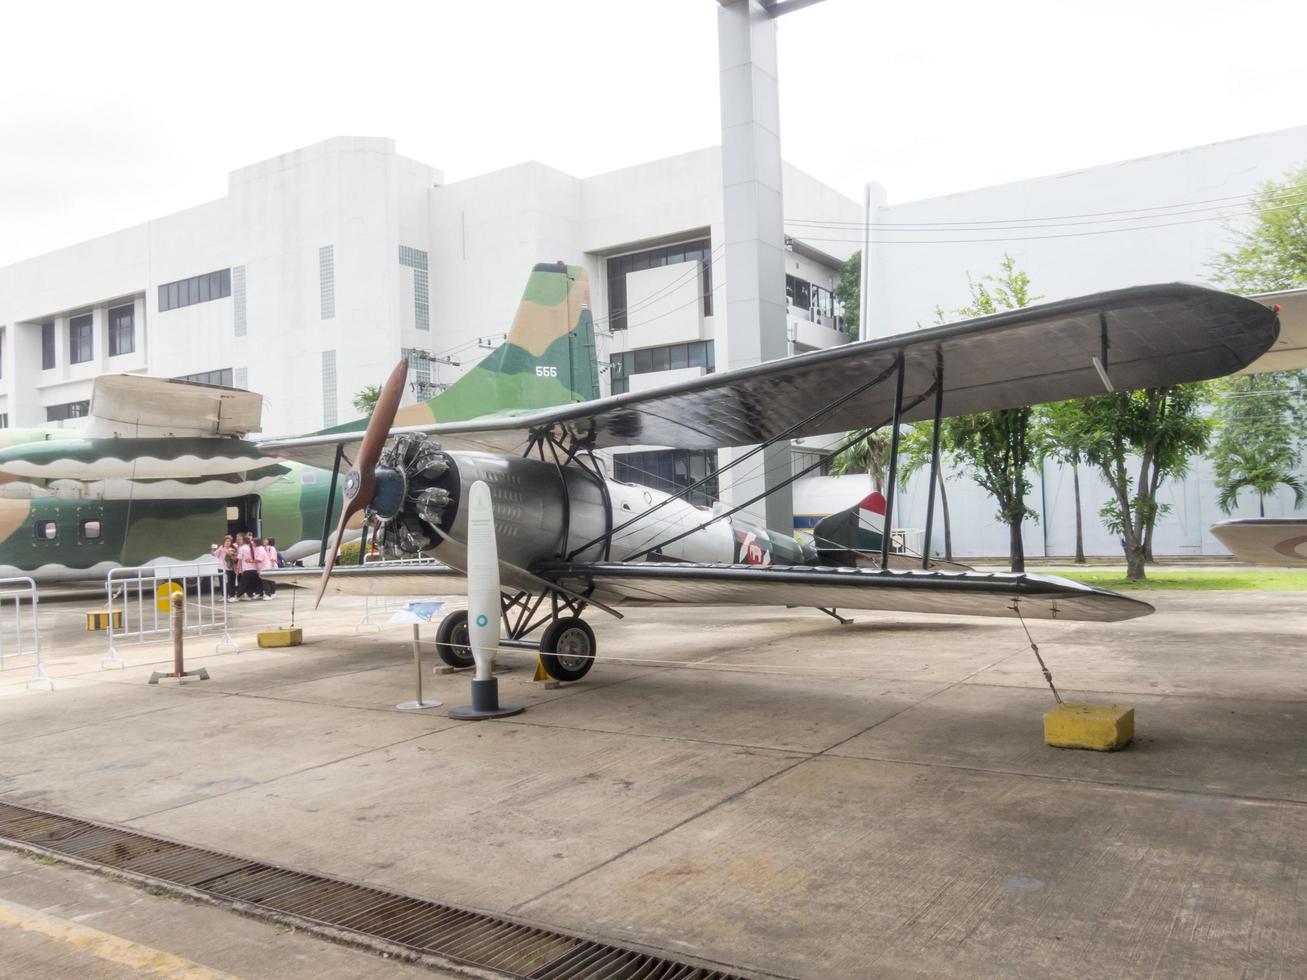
[625,383,936,563]
[565,356,905,561]
[879,353,906,571]
[317,444,345,568]
[921,349,945,569]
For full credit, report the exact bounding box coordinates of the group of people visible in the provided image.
[212,533,281,602]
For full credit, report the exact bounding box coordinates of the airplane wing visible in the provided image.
[1241,287,1307,374]
[532,561,1152,623]
[1210,518,1307,566]
[87,374,263,438]
[260,283,1277,466]
[263,563,468,597]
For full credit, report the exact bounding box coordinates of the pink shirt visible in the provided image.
[255,545,273,571]
[237,543,258,573]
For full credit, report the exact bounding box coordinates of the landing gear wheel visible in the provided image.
[435,609,474,669]
[539,617,596,682]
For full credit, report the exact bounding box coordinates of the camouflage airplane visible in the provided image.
[0,263,599,583]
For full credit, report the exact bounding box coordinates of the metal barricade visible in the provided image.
[356,554,441,632]
[0,576,50,690]
[103,562,239,669]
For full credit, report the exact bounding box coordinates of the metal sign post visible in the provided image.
[149,594,210,684]
[396,623,442,711]
[389,599,445,711]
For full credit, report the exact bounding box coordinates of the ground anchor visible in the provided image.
[1044,703,1135,751]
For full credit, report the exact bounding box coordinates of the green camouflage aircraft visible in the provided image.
[0,262,599,583]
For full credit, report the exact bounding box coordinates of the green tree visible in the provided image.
[1068,385,1214,581]
[898,422,953,561]
[1210,164,1307,293]
[352,384,381,416]
[1211,372,1306,517]
[1036,400,1089,563]
[941,255,1042,572]
[828,426,890,491]
[1207,162,1307,522]
[835,250,861,340]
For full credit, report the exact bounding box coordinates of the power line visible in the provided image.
[787,187,1307,230]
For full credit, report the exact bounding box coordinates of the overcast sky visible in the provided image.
[2,0,1304,267]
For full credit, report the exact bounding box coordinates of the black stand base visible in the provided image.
[449,678,524,720]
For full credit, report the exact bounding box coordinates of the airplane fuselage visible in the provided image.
[0,460,350,583]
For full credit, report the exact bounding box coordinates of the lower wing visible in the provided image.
[264,563,468,597]
[532,562,1152,623]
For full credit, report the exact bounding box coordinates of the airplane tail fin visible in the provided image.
[318,262,599,435]
[813,489,973,571]
[401,262,599,425]
[812,491,887,558]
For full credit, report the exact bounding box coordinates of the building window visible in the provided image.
[613,449,718,507]
[108,304,134,356]
[609,340,715,395]
[69,314,93,364]
[79,519,102,540]
[158,269,231,312]
[46,400,90,422]
[319,246,335,320]
[606,237,713,331]
[232,265,247,336]
[34,521,57,541]
[399,246,430,331]
[41,322,55,370]
[0,414,8,429]
[174,368,234,388]
[322,349,338,426]
[786,273,843,330]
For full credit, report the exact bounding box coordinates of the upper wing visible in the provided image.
[261,283,1276,466]
[533,561,1153,623]
[87,374,263,438]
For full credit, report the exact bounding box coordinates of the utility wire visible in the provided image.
[786,187,1307,229]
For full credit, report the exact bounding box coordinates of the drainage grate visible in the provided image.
[0,801,747,979]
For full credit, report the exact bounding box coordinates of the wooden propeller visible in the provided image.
[315,358,408,608]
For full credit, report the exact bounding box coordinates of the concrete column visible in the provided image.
[717,0,792,532]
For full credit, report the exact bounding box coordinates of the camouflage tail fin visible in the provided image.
[319,263,598,435]
[398,262,598,426]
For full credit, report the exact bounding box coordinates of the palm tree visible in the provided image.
[353,384,381,416]
[1215,445,1306,517]
[828,428,891,492]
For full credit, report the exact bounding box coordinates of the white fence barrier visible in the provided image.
[104,562,238,669]
[0,576,50,690]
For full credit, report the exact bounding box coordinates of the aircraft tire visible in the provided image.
[435,609,475,669]
[539,617,596,682]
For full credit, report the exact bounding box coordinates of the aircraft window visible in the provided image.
[79,520,101,540]
[34,521,57,541]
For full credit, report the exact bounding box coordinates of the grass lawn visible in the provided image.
[1054,569,1307,591]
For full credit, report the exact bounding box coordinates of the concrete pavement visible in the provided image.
[1,587,1305,977]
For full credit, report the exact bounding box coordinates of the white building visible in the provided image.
[2,126,1304,556]
[803,124,1307,558]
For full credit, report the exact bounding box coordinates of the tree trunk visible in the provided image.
[938,468,953,561]
[1072,462,1085,564]
[1259,493,1265,518]
[1008,517,1025,573]
[1143,464,1163,563]
[1125,542,1147,582]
